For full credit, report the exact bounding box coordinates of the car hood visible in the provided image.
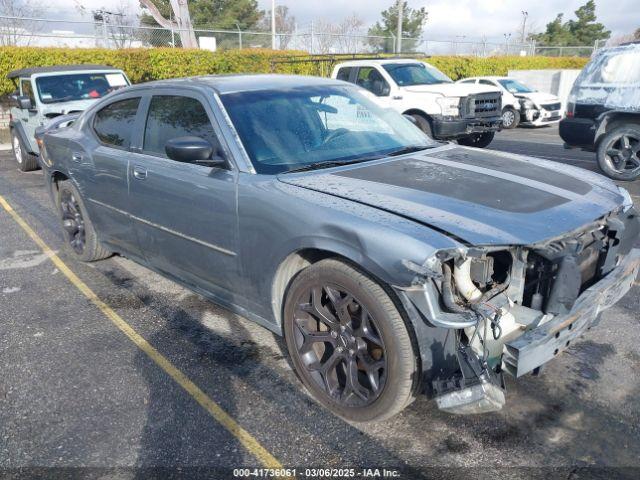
[278,145,624,246]
[514,91,561,106]
[402,82,500,97]
[40,99,96,116]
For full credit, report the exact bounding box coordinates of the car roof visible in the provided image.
[125,74,347,95]
[7,64,122,80]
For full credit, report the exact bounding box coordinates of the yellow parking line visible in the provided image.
[0,195,282,469]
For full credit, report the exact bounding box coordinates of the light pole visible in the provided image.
[235,22,242,49]
[271,0,276,50]
[503,33,511,54]
[396,0,403,53]
[520,11,528,45]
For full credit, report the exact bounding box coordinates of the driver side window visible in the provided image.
[20,79,35,105]
[143,95,223,161]
[356,67,390,97]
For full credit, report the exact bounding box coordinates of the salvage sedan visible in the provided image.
[39,75,640,422]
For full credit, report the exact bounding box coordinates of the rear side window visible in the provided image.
[93,97,140,148]
[143,95,221,159]
[336,67,352,82]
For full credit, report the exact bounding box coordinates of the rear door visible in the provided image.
[127,89,239,295]
[84,93,143,256]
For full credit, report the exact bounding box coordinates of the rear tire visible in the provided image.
[596,124,640,181]
[11,129,38,172]
[283,259,418,422]
[57,181,111,262]
[501,107,520,129]
[457,131,495,148]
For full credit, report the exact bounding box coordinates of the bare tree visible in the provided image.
[335,13,364,53]
[309,14,366,54]
[259,6,295,50]
[0,0,44,46]
[139,0,197,48]
[312,19,339,54]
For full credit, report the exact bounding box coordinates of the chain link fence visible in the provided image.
[0,15,596,57]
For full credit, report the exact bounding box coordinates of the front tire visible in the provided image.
[501,107,520,129]
[11,129,38,172]
[410,114,433,138]
[283,259,418,422]
[457,131,495,148]
[596,125,640,181]
[57,181,111,262]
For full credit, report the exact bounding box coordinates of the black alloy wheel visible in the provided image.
[284,259,418,422]
[60,189,86,254]
[597,125,640,181]
[292,284,387,407]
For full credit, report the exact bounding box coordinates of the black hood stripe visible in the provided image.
[420,156,583,201]
[433,147,592,195]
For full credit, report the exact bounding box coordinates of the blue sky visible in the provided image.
[47,0,636,43]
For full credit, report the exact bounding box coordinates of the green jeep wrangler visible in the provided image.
[8,65,130,171]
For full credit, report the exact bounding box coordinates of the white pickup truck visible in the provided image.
[331,59,503,148]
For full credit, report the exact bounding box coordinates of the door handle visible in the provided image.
[132,165,147,180]
[71,152,83,163]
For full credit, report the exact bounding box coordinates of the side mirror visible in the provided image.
[381,85,391,96]
[15,95,32,110]
[165,136,224,167]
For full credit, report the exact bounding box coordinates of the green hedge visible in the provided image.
[0,46,589,97]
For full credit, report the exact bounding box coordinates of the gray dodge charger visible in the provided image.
[39,74,640,422]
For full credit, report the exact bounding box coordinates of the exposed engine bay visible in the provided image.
[400,205,640,414]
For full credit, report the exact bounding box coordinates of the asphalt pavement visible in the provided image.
[0,125,639,479]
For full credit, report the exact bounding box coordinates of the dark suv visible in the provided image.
[560,43,640,181]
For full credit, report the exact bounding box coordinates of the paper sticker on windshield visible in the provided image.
[105,73,128,87]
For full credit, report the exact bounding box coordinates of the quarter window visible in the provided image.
[143,95,221,160]
[93,97,140,148]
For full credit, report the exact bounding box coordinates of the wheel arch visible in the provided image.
[272,246,426,396]
[402,108,432,123]
[271,246,394,330]
[595,111,640,146]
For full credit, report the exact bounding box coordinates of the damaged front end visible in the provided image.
[397,202,640,414]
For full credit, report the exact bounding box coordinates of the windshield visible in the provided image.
[221,85,434,174]
[35,72,129,104]
[497,79,533,93]
[382,63,452,86]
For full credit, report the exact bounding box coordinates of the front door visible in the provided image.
[127,92,239,299]
[19,79,38,151]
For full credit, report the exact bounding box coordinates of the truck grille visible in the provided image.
[462,92,501,119]
[541,102,561,111]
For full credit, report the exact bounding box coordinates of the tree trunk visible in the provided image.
[140,0,198,48]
